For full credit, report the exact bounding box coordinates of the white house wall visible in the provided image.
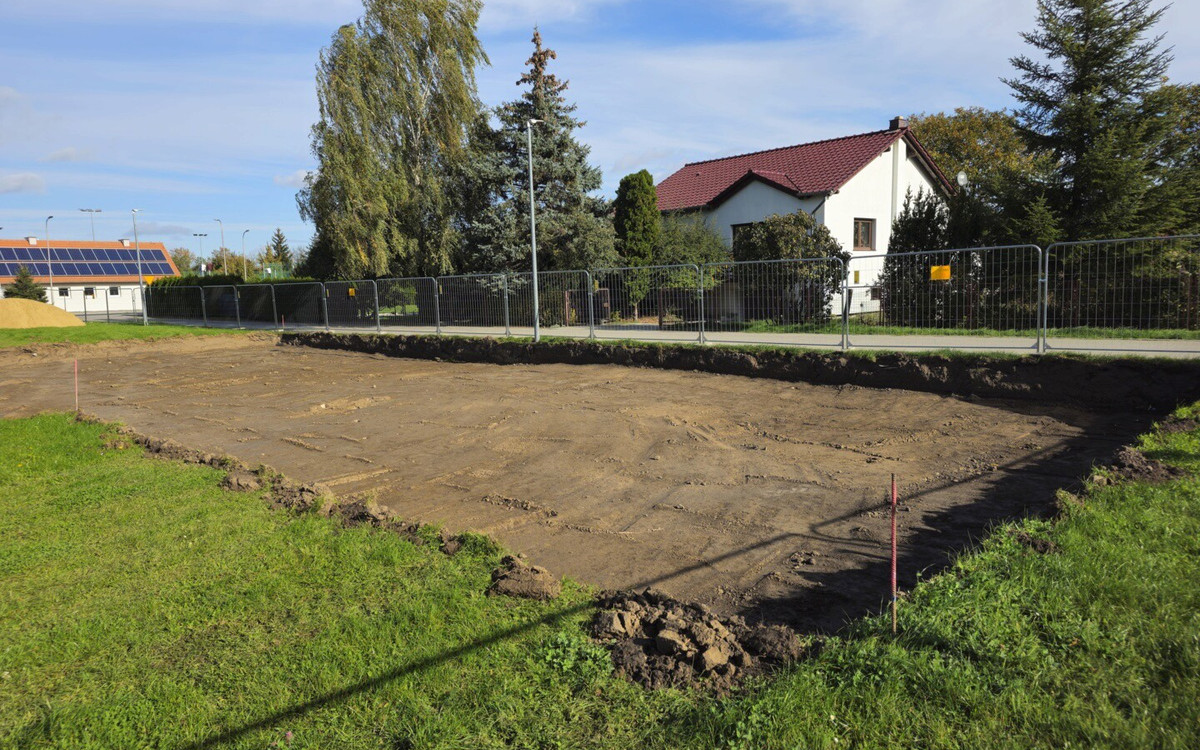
[825,139,942,317]
[702,181,823,246]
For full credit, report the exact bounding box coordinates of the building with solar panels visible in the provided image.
[0,236,181,317]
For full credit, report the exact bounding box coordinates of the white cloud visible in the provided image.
[2,0,360,26]
[479,0,628,31]
[125,221,193,237]
[41,147,93,163]
[273,169,312,188]
[0,172,46,194]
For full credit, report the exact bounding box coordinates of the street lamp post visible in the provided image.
[241,229,250,279]
[80,208,101,242]
[44,215,54,307]
[526,118,543,342]
[214,219,226,275]
[133,209,146,325]
[193,233,207,273]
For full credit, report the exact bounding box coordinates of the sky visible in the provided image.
[2,0,1198,255]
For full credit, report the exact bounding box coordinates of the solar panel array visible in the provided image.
[0,246,174,278]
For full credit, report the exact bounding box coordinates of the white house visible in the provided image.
[656,117,954,316]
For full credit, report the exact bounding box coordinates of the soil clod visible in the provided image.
[488,555,561,601]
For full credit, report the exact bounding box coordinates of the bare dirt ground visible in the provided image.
[0,336,1148,630]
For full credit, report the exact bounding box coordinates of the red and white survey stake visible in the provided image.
[891,472,898,633]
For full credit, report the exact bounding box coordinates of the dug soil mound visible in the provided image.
[1094,446,1188,485]
[0,298,84,329]
[592,590,805,692]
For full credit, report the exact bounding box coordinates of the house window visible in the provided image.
[59,287,70,297]
[731,223,754,249]
[853,219,875,251]
[109,286,120,296]
[84,287,95,297]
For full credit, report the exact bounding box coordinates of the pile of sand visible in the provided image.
[0,298,85,329]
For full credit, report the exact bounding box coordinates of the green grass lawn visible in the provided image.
[2,411,1198,748]
[0,322,251,349]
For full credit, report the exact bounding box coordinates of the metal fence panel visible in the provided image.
[1045,236,1200,344]
[505,270,592,337]
[146,286,206,325]
[237,284,278,328]
[844,245,1042,349]
[378,277,439,332]
[271,282,326,329]
[701,258,846,347]
[590,264,703,343]
[201,285,241,326]
[437,274,508,335]
[325,280,379,330]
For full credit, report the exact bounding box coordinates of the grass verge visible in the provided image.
[2,411,1198,748]
[0,322,251,349]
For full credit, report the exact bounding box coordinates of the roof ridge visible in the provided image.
[683,127,899,168]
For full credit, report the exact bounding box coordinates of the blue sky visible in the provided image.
[2,0,1198,255]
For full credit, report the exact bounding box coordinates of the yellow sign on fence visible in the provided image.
[930,265,951,281]
[348,287,356,297]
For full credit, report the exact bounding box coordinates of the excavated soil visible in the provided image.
[0,298,84,328]
[0,335,1164,631]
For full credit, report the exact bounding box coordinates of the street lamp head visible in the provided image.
[46,215,54,221]
[528,118,543,126]
[956,171,969,188]
[131,208,142,214]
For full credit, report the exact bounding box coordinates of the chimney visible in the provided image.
[890,116,909,131]
[25,236,38,246]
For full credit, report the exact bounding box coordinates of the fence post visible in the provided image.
[233,285,242,328]
[104,287,111,323]
[502,274,511,336]
[372,280,381,333]
[269,284,278,329]
[840,258,850,351]
[585,270,596,339]
[695,264,705,344]
[82,291,88,323]
[321,283,330,330]
[433,278,442,335]
[1038,245,1049,354]
[199,286,209,327]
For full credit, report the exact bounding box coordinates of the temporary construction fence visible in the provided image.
[142,235,1200,353]
[1045,236,1200,338]
[844,245,1044,350]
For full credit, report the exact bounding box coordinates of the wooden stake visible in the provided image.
[74,358,79,413]
[891,472,898,634]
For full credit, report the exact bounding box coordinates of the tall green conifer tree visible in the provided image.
[457,29,614,272]
[1004,0,1175,240]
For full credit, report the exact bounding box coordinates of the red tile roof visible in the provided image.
[656,127,953,212]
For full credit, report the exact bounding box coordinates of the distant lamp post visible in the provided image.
[193,233,208,273]
[80,208,101,242]
[44,215,54,307]
[132,209,146,325]
[526,118,543,342]
[241,229,250,279]
[214,218,226,275]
